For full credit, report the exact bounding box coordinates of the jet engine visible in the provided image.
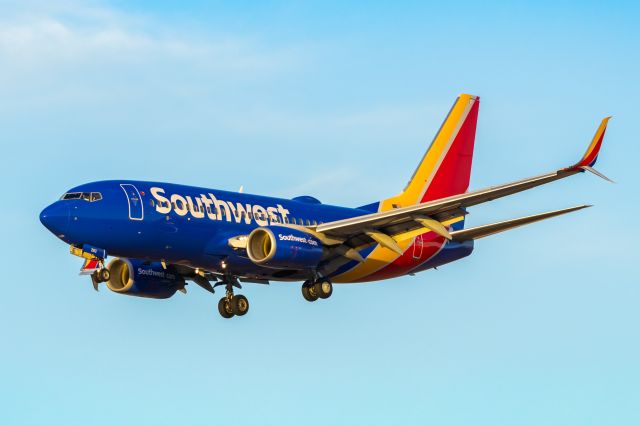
[106,258,185,299]
[246,226,325,269]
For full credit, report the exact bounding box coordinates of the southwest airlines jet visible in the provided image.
[40,95,611,318]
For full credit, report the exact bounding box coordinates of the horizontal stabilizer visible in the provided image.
[450,205,591,241]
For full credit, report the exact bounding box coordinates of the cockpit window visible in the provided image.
[61,192,102,202]
[62,192,82,200]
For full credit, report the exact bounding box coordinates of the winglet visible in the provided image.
[580,165,615,183]
[565,116,612,182]
[574,116,611,168]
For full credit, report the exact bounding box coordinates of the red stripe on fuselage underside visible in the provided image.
[354,232,446,282]
[420,99,479,203]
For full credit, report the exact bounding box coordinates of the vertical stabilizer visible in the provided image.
[381,94,479,210]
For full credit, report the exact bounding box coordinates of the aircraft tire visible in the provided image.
[302,282,318,302]
[98,268,110,283]
[314,281,333,299]
[231,295,249,316]
[218,298,234,318]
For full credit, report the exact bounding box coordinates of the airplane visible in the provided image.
[39,94,611,318]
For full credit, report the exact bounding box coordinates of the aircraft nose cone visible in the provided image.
[40,202,70,236]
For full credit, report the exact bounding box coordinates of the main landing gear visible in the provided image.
[217,280,250,319]
[301,279,333,302]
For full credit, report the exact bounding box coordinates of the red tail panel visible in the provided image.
[420,98,479,202]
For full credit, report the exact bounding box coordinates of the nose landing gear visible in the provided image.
[96,268,110,283]
[89,265,110,291]
[301,279,333,302]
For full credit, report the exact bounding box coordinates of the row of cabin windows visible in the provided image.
[150,199,322,226]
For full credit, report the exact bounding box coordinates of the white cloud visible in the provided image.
[0,1,303,74]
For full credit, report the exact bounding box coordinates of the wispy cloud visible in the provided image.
[0,1,303,75]
[275,167,361,198]
[0,0,440,208]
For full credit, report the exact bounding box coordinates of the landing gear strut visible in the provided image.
[302,279,333,302]
[217,281,249,318]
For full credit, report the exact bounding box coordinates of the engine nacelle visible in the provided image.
[246,226,324,269]
[106,258,185,299]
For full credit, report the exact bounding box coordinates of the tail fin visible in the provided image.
[381,94,479,210]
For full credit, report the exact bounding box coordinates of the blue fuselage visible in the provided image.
[40,180,473,283]
[40,180,373,280]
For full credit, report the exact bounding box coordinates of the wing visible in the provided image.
[449,205,591,241]
[315,117,611,254]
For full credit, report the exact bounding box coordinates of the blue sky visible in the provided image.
[1,1,639,425]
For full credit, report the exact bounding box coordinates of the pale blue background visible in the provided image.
[1,1,639,425]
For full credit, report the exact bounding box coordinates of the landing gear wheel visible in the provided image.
[98,268,110,283]
[231,295,249,316]
[218,297,234,319]
[314,280,333,299]
[302,282,318,302]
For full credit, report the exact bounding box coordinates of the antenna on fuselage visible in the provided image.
[238,185,244,193]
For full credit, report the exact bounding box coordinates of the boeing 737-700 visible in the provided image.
[40,94,611,318]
